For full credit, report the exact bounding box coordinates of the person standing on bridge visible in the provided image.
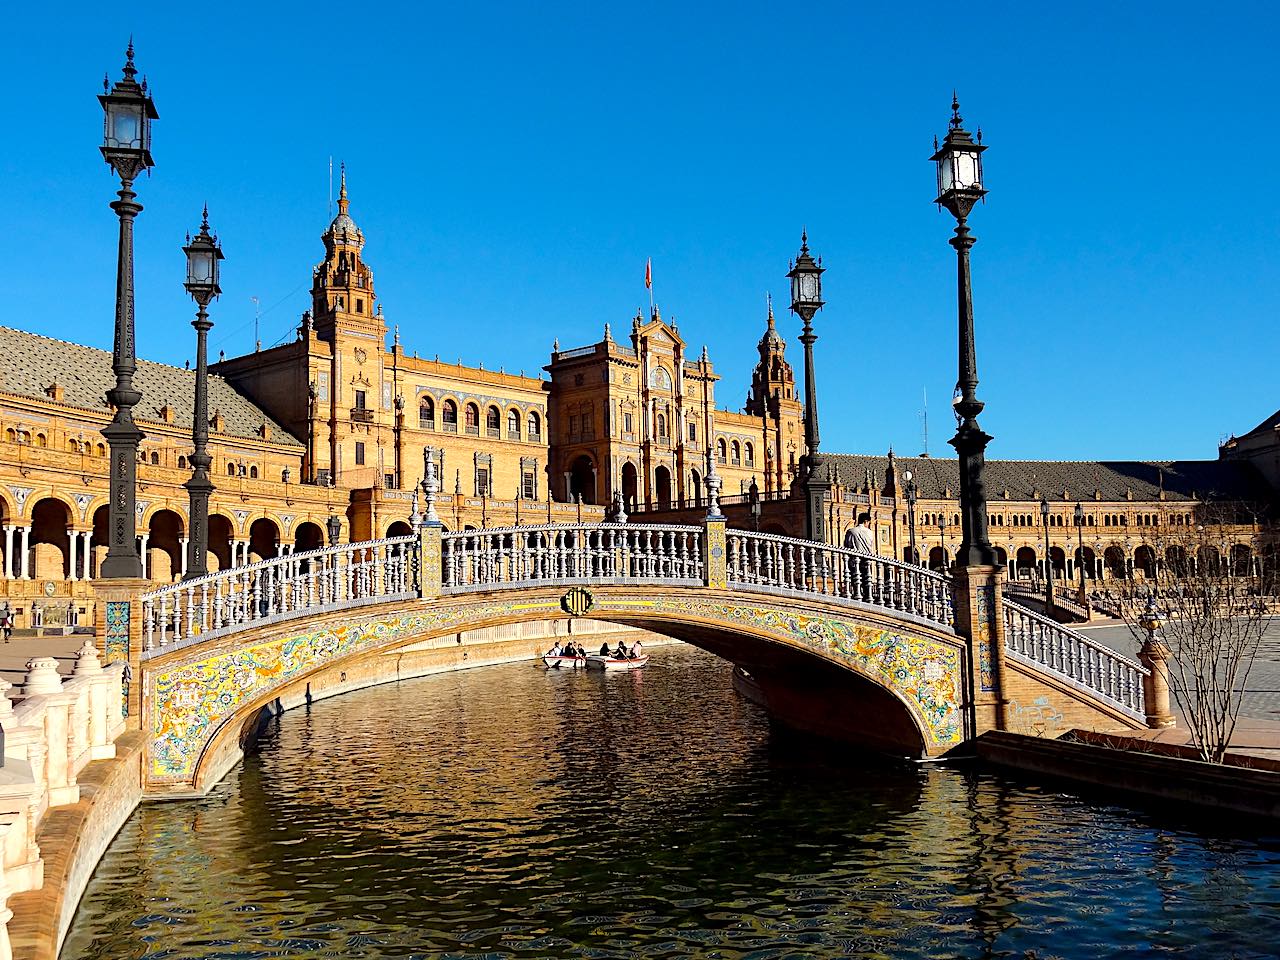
[847,513,876,556]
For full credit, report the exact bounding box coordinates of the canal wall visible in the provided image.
[0,622,670,960]
[975,730,1280,820]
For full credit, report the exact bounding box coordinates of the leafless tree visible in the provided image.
[1118,502,1275,763]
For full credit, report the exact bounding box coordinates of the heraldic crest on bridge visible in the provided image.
[93,514,1153,796]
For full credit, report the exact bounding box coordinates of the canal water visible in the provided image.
[64,645,1280,959]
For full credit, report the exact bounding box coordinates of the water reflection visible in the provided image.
[65,647,1280,959]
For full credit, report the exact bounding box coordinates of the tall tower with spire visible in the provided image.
[745,294,804,493]
[311,166,382,343]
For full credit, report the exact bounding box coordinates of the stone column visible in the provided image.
[17,528,30,580]
[81,531,93,580]
[23,657,80,807]
[67,526,79,581]
[179,537,189,577]
[2,524,13,579]
[138,533,150,579]
[951,564,1007,737]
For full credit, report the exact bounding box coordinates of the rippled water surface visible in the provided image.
[65,646,1280,959]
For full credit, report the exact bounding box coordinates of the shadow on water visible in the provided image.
[63,647,1280,960]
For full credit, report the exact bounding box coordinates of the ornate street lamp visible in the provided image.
[1074,501,1087,607]
[931,95,995,570]
[903,469,919,565]
[327,514,342,546]
[788,231,829,543]
[1040,497,1055,616]
[938,514,948,572]
[98,41,158,579]
[182,208,223,580]
[749,476,762,532]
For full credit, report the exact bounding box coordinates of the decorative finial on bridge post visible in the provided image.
[409,486,422,529]
[705,449,724,520]
[422,447,440,525]
[607,488,628,524]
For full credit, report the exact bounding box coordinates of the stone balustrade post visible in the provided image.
[90,578,148,726]
[951,564,1007,737]
[0,682,44,892]
[1139,632,1176,729]
[74,641,116,760]
[418,522,442,599]
[703,516,727,589]
[22,659,80,807]
[0,820,13,960]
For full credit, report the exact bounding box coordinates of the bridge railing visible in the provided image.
[139,535,418,653]
[1001,601,1146,719]
[726,530,954,629]
[442,523,704,592]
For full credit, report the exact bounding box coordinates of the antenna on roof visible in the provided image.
[920,387,929,457]
[328,156,333,220]
[250,297,261,352]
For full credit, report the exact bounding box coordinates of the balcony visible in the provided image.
[487,427,500,439]
[419,418,435,430]
[350,407,375,424]
[465,424,480,436]
[442,420,458,433]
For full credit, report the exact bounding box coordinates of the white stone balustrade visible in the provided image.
[0,644,127,916]
[726,530,955,628]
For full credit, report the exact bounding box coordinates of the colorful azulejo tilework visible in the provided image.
[974,584,996,693]
[608,597,965,747]
[104,600,130,663]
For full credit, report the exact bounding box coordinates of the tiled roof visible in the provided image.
[825,452,1273,505]
[0,326,301,447]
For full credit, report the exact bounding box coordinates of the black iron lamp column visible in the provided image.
[932,96,995,569]
[749,476,761,532]
[98,42,158,579]
[939,514,948,571]
[788,232,830,543]
[182,208,223,580]
[1074,501,1087,606]
[1040,497,1055,615]
[904,469,919,565]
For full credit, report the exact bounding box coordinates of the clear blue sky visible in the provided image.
[7,2,1278,461]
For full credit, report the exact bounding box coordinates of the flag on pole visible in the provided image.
[645,258,652,290]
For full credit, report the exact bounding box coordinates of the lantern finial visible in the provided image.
[201,203,208,227]
[123,37,137,80]
[950,90,962,129]
[800,227,809,254]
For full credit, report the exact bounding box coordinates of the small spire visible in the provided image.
[337,162,349,215]
[123,37,137,81]
[766,292,775,328]
[201,203,209,228]
[700,344,709,362]
[950,91,963,130]
[800,227,809,254]
[553,337,560,352]
[393,324,400,346]
[603,322,612,342]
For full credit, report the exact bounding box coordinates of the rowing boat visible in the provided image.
[541,654,587,669]
[584,654,649,671]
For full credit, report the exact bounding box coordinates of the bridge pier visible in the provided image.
[951,564,1008,736]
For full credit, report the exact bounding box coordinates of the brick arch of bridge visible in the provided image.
[140,584,969,797]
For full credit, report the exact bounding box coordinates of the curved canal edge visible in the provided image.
[1,620,660,960]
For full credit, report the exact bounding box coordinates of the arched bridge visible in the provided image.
[104,518,1153,796]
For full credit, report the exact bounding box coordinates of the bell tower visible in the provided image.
[311,166,382,343]
[746,294,795,417]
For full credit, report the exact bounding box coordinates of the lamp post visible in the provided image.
[749,476,761,532]
[98,42,158,579]
[181,208,223,581]
[788,232,829,543]
[1074,501,1087,607]
[932,96,995,570]
[1040,497,1055,616]
[903,469,919,565]
[938,514,948,572]
[327,514,342,546]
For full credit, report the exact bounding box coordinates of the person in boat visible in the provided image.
[615,640,629,659]
[548,641,563,657]
[630,639,643,660]
[599,642,612,657]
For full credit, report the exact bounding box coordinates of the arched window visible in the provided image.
[178,456,187,469]
[464,403,480,434]
[656,414,668,439]
[249,466,258,479]
[442,399,458,431]
[227,463,236,476]
[419,398,435,429]
[717,438,727,464]
[96,443,106,457]
[649,366,673,390]
[150,451,160,465]
[35,433,47,449]
[507,409,520,438]
[731,441,741,466]
[486,406,500,436]
[744,442,754,467]
[3,428,13,442]
[527,411,541,440]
